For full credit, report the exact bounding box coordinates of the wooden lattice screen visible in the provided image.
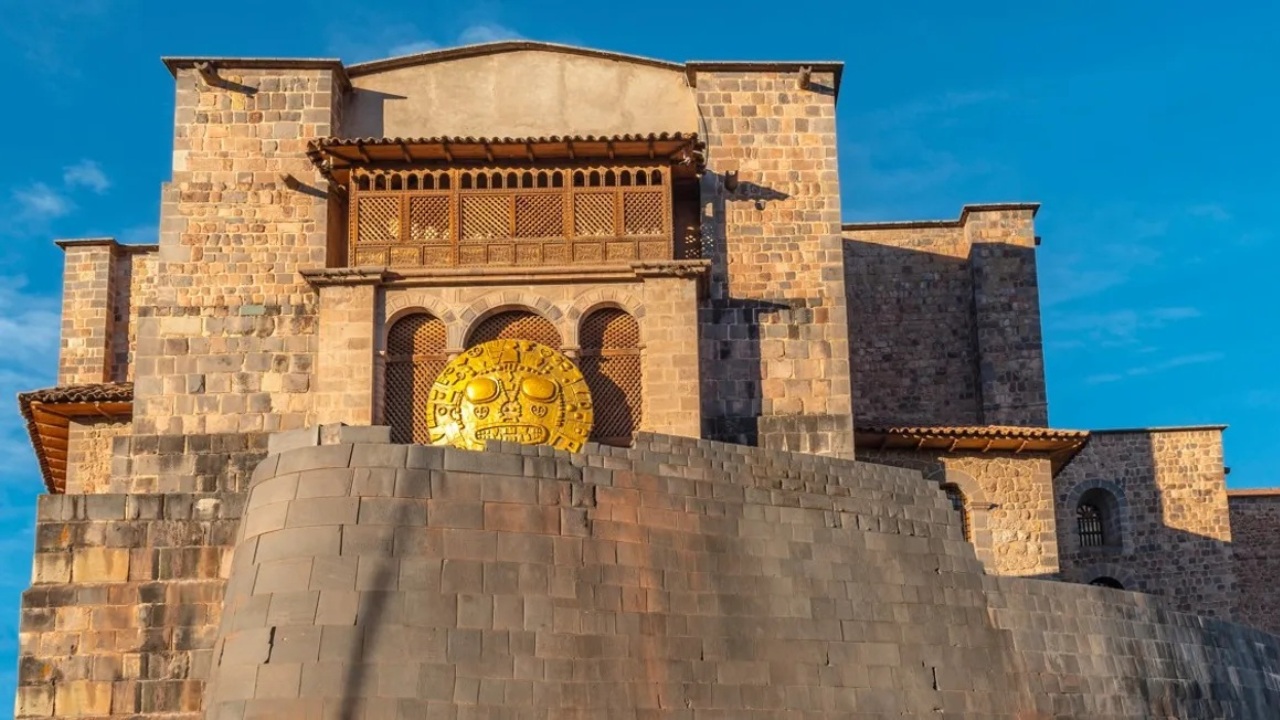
[348,165,674,268]
[466,311,562,349]
[385,313,448,444]
[579,308,642,445]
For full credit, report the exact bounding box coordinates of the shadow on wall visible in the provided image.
[342,89,408,138]
[696,173,800,445]
[1051,431,1238,622]
[841,238,984,427]
[842,235,1048,428]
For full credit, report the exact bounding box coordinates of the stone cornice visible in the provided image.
[299,267,391,287]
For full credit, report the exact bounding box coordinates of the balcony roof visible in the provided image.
[307,133,704,178]
[18,383,133,493]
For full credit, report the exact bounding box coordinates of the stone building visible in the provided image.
[13,41,1280,718]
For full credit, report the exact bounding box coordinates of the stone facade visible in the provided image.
[1229,491,1280,634]
[843,206,1048,428]
[16,40,1280,717]
[694,69,854,456]
[857,450,1059,578]
[1053,428,1235,618]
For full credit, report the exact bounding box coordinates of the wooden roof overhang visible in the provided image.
[19,383,133,494]
[855,424,1091,475]
[306,133,706,182]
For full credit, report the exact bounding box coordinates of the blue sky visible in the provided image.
[1,0,1277,704]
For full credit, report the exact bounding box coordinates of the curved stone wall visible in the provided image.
[204,428,1280,718]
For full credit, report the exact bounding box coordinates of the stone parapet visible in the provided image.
[194,426,1280,718]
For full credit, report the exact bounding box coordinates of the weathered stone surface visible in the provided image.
[188,435,1280,719]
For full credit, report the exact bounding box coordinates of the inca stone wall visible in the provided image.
[843,206,1048,428]
[858,449,1060,577]
[1053,428,1235,617]
[16,491,241,719]
[186,428,1280,718]
[1228,491,1280,635]
[693,69,854,456]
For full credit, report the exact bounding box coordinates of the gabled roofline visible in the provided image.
[163,42,846,98]
[347,40,685,77]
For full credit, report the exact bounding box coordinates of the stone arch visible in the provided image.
[1065,479,1132,554]
[926,467,993,568]
[1070,561,1140,593]
[565,287,646,348]
[383,292,462,349]
[460,290,567,348]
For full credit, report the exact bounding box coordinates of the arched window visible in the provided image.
[1076,487,1122,549]
[1089,576,1124,590]
[385,313,448,444]
[941,483,971,541]
[466,309,561,348]
[579,308,642,446]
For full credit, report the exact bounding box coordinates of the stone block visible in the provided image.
[393,469,433,498]
[294,467,354,498]
[255,526,341,563]
[351,442,408,468]
[267,427,320,455]
[266,591,320,626]
[253,557,313,595]
[359,497,426,526]
[255,663,301,699]
[275,444,354,476]
[309,556,358,592]
[72,547,129,583]
[442,448,523,477]
[427,501,484,529]
[286,497,360,528]
[407,445,446,470]
[315,591,360,626]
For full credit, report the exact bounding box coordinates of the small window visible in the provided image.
[1076,487,1122,549]
[1089,576,1124,590]
[1077,503,1105,547]
[941,483,971,542]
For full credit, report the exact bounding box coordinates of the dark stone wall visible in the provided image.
[197,429,1280,719]
[1229,493,1280,635]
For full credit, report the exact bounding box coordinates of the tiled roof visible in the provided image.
[18,383,134,493]
[854,424,1090,475]
[856,424,1089,441]
[307,133,704,173]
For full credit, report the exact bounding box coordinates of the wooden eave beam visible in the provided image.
[354,141,372,163]
[482,139,494,163]
[441,141,454,162]
[647,137,656,160]
[398,140,413,162]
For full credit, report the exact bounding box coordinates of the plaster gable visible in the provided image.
[344,46,699,139]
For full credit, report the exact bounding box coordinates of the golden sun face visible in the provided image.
[426,339,593,452]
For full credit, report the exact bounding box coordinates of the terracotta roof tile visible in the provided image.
[18,383,133,494]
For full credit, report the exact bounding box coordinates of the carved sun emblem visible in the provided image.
[425,339,594,452]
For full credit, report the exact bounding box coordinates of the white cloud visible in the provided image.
[1084,352,1224,385]
[388,39,440,57]
[456,23,523,45]
[330,20,526,64]
[12,183,72,222]
[63,159,110,194]
[1049,306,1202,348]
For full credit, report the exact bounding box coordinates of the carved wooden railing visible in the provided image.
[347,165,674,268]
